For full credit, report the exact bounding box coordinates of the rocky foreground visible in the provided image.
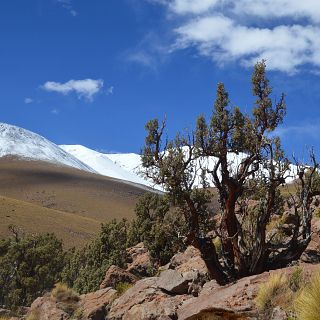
[3,219,320,320]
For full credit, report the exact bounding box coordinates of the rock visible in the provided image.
[301,249,320,263]
[100,265,139,289]
[166,246,208,276]
[28,296,70,320]
[157,269,190,295]
[271,306,288,320]
[126,242,153,277]
[177,265,320,320]
[80,287,117,320]
[107,277,189,320]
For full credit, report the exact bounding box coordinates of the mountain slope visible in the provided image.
[60,145,151,187]
[0,123,94,172]
[0,195,100,248]
[62,145,298,188]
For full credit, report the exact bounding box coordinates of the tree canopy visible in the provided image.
[141,60,320,284]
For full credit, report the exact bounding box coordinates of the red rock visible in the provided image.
[80,287,117,320]
[126,242,153,276]
[100,265,138,289]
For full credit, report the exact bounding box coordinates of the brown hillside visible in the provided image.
[0,157,152,247]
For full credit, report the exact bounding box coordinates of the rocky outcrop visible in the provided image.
[100,265,139,289]
[126,242,153,277]
[156,269,191,294]
[107,277,189,320]
[163,246,208,276]
[80,288,117,320]
[28,296,70,320]
[177,264,320,320]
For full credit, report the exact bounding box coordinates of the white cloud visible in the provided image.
[24,98,33,104]
[106,86,114,95]
[56,0,78,16]
[51,108,60,115]
[42,79,104,101]
[232,0,320,23]
[169,0,219,14]
[175,16,320,73]
[275,122,320,139]
[149,0,320,73]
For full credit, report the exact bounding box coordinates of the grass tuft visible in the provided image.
[255,273,288,311]
[295,272,320,320]
[51,283,80,315]
[115,282,133,296]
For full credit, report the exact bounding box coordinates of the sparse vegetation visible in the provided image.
[51,283,80,315]
[295,272,320,320]
[255,273,288,311]
[25,311,40,320]
[115,282,133,295]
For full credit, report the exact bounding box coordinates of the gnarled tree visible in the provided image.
[141,61,319,285]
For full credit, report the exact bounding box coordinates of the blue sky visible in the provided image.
[0,0,320,157]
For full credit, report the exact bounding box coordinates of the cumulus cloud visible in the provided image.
[169,0,219,14]
[149,0,320,73]
[42,79,104,101]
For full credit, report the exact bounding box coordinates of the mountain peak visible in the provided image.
[0,122,94,172]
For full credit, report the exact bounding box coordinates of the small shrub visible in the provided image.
[295,272,320,320]
[289,266,304,292]
[51,283,80,315]
[255,273,288,311]
[51,283,80,303]
[115,282,132,296]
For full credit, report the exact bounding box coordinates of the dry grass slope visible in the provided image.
[0,158,152,247]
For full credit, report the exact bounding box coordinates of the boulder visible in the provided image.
[28,296,69,320]
[165,246,208,276]
[80,287,117,320]
[177,265,320,320]
[157,269,190,295]
[107,277,189,320]
[100,265,138,289]
[126,242,153,276]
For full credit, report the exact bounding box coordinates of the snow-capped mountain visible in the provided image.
[61,145,298,188]
[59,145,151,187]
[0,122,297,190]
[0,123,94,172]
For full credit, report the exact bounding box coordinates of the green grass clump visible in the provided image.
[295,272,320,320]
[115,282,132,296]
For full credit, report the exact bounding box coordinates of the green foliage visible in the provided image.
[289,267,304,292]
[62,193,186,294]
[129,193,187,266]
[62,219,130,294]
[0,228,65,309]
[115,282,132,295]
